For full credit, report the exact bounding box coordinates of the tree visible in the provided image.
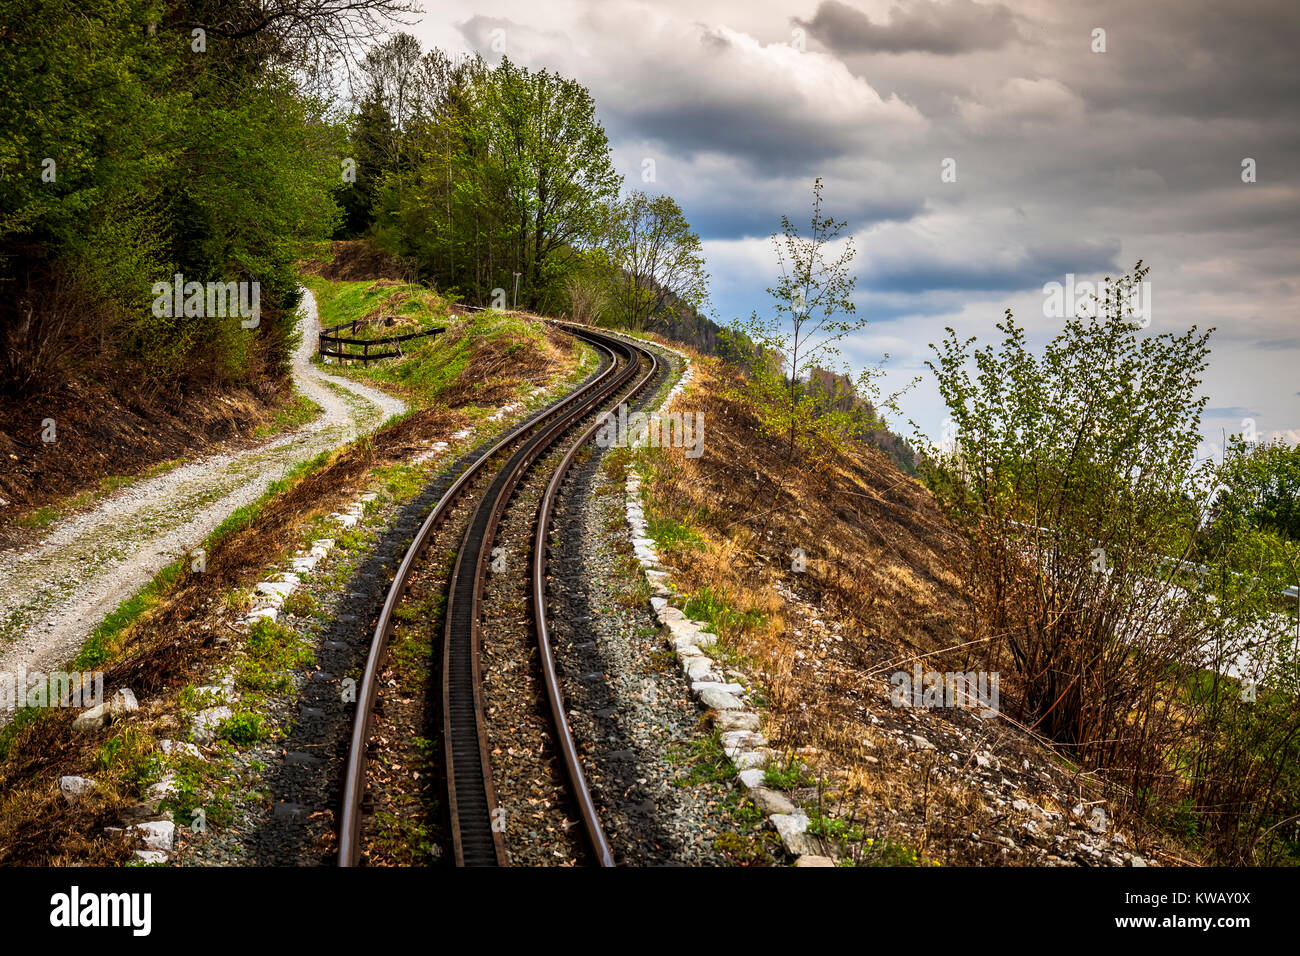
[374,54,621,311]
[1210,436,1300,545]
[923,262,1300,860]
[730,178,887,461]
[603,191,709,330]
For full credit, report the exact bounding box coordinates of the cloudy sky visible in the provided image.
[403,0,1300,454]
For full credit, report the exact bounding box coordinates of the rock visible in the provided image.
[72,703,110,733]
[771,811,819,856]
[715,710,761,733]
[975,751,1000,770]
[661,611,694,632]
[108,688,139,715]
[692,681,745,695]
[134,850,168,864]
[738,768,766,789]
[794,855,836,867]
[59,776,93,804]
[721,730,767,753]
[699,687,744,710]
[681,656,715,682]
[133,820,175,853]
[146,775,179,802]
[650,596,668,611]
[191,706,233,744]
[158,739,200,758]
[732,750,767,770]
[909,734,936,751]
[1129,855,1147,867]
[749,786,797,815]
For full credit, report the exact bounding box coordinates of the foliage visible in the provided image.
[727,178,897,463]
[600,190,710,330]
[923,261,1300,861]
[349,41,622,313]
[0,0,368,394]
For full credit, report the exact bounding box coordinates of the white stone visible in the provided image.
[731,750,767,770]
[664,617,699,640]
[771,811,812,854]
[192,706,233,743]
[693,681,744,695]
[699,686,744,710]
[133,820,174,853]
[72,703,109,732]
[60,776,93,804]
[795,855,835,867]
[750,787,797,815]
[109,688,139,714]
[738,768,766,789]
[158,740,200,758]
[147,775,179,802]
[909,734,936,751]
[716,711,761,733]
[722,730,767,752]
[682,656,715,682]
[134,850,168,864]
[255,580,296,601]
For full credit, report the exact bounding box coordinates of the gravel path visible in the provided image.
[0,289,404,713]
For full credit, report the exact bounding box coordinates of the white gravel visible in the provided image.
[0,289,404,716]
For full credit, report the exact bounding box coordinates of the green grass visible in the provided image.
[763,754,816,791]
[235,618,315,696]
[218,710,267,745]
[682,586,765,637]
[73,559,185,670]
[252,389,322,439]
[307,275,564,410]
[646,513,704,551]
[668,728,736,786]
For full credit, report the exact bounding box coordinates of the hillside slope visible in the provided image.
[638,356,1197,866]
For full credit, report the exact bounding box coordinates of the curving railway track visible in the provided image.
[338,321,663,867]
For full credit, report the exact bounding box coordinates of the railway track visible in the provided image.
[338,322,662,867]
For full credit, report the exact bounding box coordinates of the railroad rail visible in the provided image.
[338,323,664,866]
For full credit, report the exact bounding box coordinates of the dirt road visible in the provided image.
[0,290,403,711]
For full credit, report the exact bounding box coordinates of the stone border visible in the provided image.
[607,332,834,868]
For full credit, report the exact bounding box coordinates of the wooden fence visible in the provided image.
[317,318,444,364]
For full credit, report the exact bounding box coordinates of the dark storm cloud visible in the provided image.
[796,0,1019,56]
[864,237,1122,294]
[684,192,925,240]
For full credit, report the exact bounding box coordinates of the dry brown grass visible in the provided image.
[641,358,1194,865]
[0,318,583,864]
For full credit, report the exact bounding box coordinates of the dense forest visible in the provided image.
[0,2,910,466]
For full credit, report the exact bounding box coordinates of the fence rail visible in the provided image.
[317,317,444,364]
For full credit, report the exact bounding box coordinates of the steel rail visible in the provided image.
[530,326,662,867]
[337,332,623,866]
[442,327,646,866]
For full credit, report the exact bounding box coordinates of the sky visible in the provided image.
[400,0,1300,455]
